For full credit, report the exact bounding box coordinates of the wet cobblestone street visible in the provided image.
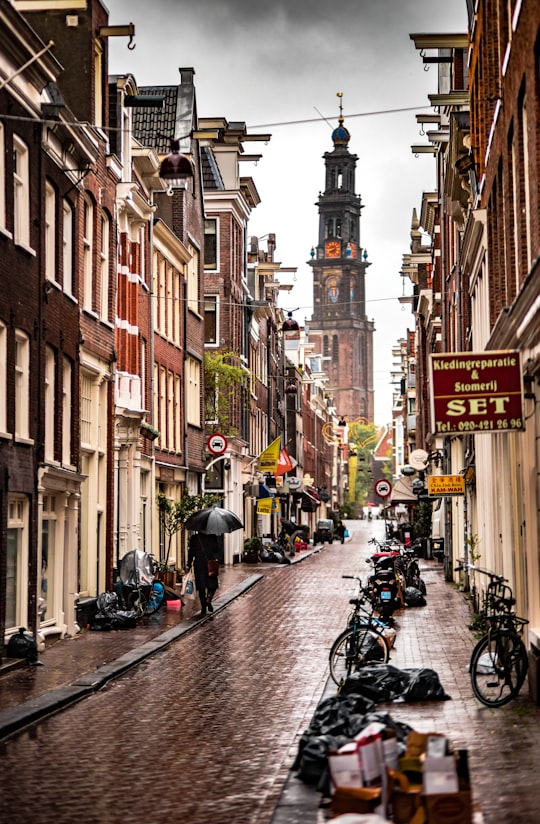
[2,521,540,823]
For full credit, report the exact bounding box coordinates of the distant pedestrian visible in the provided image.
[188,532,220,617]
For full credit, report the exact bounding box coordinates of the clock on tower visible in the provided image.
[325,240,341,258]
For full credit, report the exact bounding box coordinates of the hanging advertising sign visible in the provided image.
[429,351,524,435]
[257,497,273,515]
[427,475,465,496]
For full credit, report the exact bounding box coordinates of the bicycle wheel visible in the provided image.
[470,630,528,707]
[329,624,390,685]
[144,580,165,615]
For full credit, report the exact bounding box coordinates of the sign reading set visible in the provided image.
[429,351,524,435]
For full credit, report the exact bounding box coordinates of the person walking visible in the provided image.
[187,532,220,617]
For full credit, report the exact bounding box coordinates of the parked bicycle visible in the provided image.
[118,549,165,619]
[457,562,529,707]
[329,575,394,686]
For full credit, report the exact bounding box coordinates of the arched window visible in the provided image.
[326,219,333,237]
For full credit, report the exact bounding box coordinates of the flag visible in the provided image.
[275,447,294,476]
[257,497,273,515]
[257,437,281,473]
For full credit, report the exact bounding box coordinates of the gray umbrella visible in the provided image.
[185,505,243,535]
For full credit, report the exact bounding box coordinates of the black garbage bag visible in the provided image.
[340,664,411,702]
[96,591,119,616]
[6,627,39,664]
[90,591,138,631]
[404,586,427,606]
[401,668,451,702]
[307,693,375,737]
[294,733,350,786]
[360,711,413,751]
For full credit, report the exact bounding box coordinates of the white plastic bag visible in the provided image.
[181,566,196,600]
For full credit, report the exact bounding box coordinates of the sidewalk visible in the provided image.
[0,545,324,741]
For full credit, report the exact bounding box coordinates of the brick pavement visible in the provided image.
[1,523,540,824]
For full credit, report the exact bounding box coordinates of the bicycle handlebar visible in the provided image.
[455,561,507,582]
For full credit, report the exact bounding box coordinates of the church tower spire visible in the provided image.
[308,94,374,422]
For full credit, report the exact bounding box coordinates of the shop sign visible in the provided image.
[427,475,465,497]
[429,351,524,435]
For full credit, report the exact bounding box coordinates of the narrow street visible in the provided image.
[1,522,540,823]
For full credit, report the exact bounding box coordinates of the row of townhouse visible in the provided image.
[0,0,339,658]
[392,0,540,697]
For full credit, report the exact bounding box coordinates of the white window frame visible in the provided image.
[63,199,73,296]
[204,217,218,271]
[100,213,110,320]
[187,246,199,313]
[83,196,94,311]
[44,345,55,461]
[7,495,29,629]
[204,295,219,346]
[0,321,6,434]
[14,329,30,440]
[0,122,6,232]
[62,357,72,466]
[45,181,56,283]
[186,357,201,426]
[13,134,30,248]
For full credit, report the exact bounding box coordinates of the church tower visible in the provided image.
[308,96,374,422]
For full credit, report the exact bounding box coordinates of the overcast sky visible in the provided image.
[107,0,467,425]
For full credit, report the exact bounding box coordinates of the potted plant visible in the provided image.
[242,537,263,564]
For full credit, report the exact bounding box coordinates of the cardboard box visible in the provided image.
[423,791,472,824]
[329,742,363,789]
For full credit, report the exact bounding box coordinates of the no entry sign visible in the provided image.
[374,479,392,499]
[207,433,228,455]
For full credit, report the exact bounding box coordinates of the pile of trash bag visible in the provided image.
[404,586,427,607]
[339,664,451,703]
[6,627,40,665]
[89,591,138,631]
[292,692,413,793]
[260,546,291,564]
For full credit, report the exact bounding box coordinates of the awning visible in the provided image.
[390,476,418,504]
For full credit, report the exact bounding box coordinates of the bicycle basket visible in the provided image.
[486,581,515,616]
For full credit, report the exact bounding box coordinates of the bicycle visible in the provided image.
[329,575,393,686]
[457,562,529,707]
[118,549,166,619]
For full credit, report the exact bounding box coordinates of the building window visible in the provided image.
[0,122,5,231]
[81,371,93,447]
[187,246,199,313]
[100,213,110,320]
[204,295,218,344]
[13,135,30,247]
[62,199,73,296]
[83,196,94,310]
[14,330,30,439]
[45,181,57,283]
[7,495,28,629]
[186,357,201,426]
[40,495,56,623]
[62,357,72,466]
[332,335,339,362]
[44,346,56,461]
[204,218,218,270]
[0,321,6,433]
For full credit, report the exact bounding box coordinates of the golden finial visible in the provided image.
[337,92,344,124]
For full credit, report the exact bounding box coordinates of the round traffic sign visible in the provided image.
[207,433,228,455]
[374,479,392,499]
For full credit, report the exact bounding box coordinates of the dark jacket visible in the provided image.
[188,533,220,591]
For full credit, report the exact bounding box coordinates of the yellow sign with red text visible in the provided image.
[427,475,465,497]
